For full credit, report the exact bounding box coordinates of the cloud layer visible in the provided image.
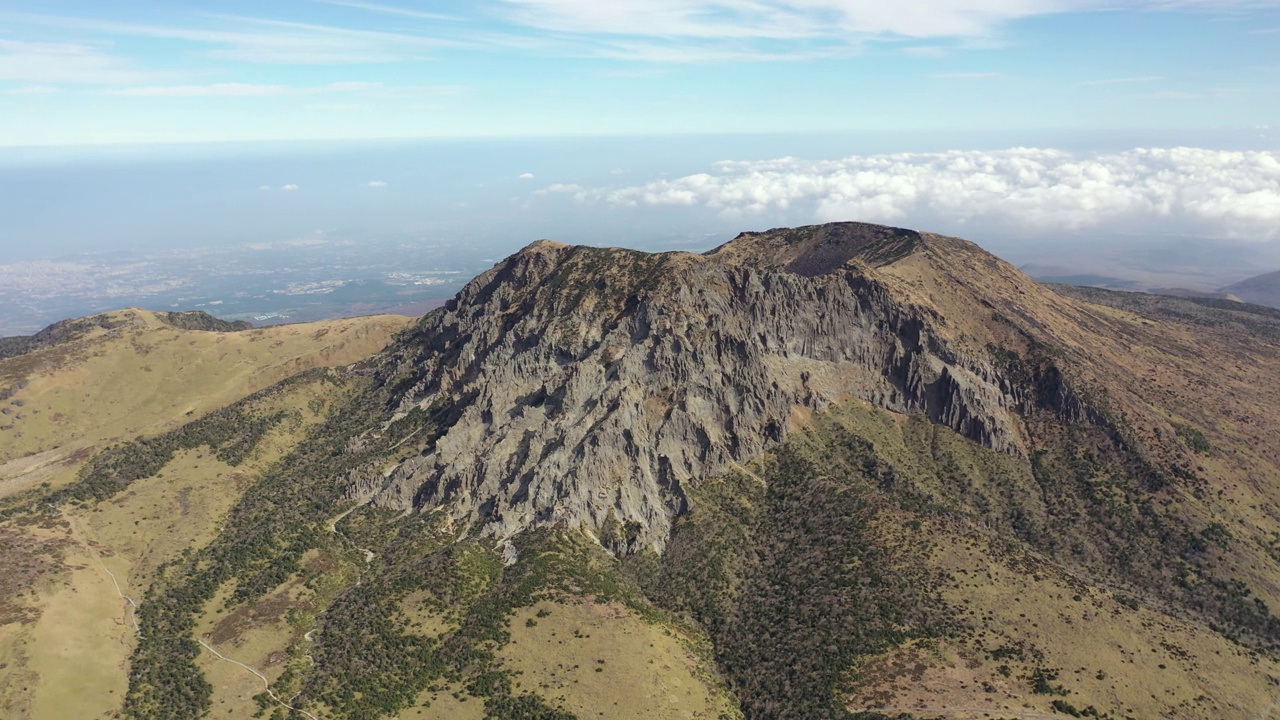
[496,1,1278,41]
[583,147,1280,240]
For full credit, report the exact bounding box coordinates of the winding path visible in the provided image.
[851,707,1070,719]
[62,508,141,638]
[197,639,319,720]
[62,506,317,719]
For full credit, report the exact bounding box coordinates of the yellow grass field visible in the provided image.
[0,312,405,720]
[0,309,410,497]
[500,599,738,720]
[846,517,1280,720]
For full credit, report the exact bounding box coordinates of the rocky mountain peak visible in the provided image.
[707,221,924,276]
[351,223,1057,553]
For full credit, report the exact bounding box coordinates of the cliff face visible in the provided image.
[351,223,1040,552]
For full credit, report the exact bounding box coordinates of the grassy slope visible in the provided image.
[500,599,734,720]
[819,402,1278,719]
[0,348,384,720]
[644,397,1280,720]
[0,308,410,496]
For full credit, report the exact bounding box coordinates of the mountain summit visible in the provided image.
[356,223,1041,552]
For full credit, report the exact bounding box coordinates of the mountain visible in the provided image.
[0,308,413,720]
[1221,269,1280,309]
[5,222,1280,720]
[0,308,411,507]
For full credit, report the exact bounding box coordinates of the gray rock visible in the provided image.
[351,223,1033,553]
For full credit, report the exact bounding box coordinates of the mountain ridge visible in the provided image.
[1220,267,1280,308]
[353,223,1044,553]
[6,222,1280,719]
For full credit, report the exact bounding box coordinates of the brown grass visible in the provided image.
[499,599,738,720]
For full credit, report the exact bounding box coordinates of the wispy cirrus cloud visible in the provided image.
[315,0,462,23]
[494,0,1054,40]
[929,71,1002,79]
[565,147,1280,240]
[107,82,294,97]
[1144,90,1202,99]
[1,11,455,65]
[6,0,1279,76]
[103,81,399,97]
[0,39,173,84]
[477,0,1280,62]
[0,84,58,95]
[493,0,1280,42]
[1078,75,1164,86]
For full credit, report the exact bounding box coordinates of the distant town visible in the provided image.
[0,235,489,336]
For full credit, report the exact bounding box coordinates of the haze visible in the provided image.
[2,0,1279,331]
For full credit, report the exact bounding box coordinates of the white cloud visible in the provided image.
[280,184,299,191]
[587,147,1280,240]
[0,39,171,84]
[534,182,586,196]
[105,81,389,97]
[495,0,1280,44]
[258,185,272,191]
[519,172,536,179]
[316,0,461,22]
[1078,75,1163,86]
[109,83,293,97]
[0,84,57,95]
[367,180,388,187]
[325,81,384,92]
[929,71,1002,79]
[1144,90,1201,100]
[496,0,1055,39]
[4,12,454,65]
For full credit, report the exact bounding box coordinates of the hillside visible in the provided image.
[5,222,1280,720]
[1220,268,1280,309]
[0,309,412,720]
[0,308,411,501]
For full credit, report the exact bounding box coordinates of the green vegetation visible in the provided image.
[0,371,329,519]
[110,368,617,720]
[120,374,415,719]
[542,246,672,319]
[305,519,693,719]
[0,315,125,361]
[1173,422,1212,454]
[156,310,252,332]
[649,418,952,720]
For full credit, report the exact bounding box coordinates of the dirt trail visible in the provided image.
[852,707,1068,719]
[327,499,377,567]
[65,506,318,719]
[192,500,384,720]
[197,639,319,720]
[62,508,141,638]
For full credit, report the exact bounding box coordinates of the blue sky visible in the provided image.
[2,0,1279,146]
[1,0,1279,298]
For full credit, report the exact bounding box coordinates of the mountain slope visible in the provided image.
[6,222,1280,719]
[361,226,1028,553]
[0,308,411,500]
[330,222,1280,717]
[0,310,412,720]
[1220,268,1280,308]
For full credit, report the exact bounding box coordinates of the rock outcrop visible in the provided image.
[351,223,1042,552]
